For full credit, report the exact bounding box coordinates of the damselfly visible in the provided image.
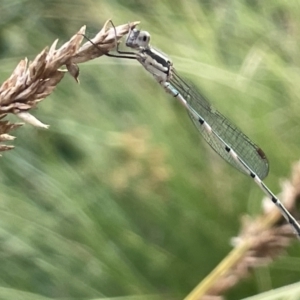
[84,25,300,237]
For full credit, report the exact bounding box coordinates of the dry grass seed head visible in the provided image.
[0,20,139,153]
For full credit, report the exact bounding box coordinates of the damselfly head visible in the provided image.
[126,28,150,49]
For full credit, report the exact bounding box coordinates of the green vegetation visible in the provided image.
[0,0,300,299]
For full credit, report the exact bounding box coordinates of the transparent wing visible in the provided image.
[171,70,269,180]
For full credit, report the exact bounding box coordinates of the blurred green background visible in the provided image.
[1,0,300,299]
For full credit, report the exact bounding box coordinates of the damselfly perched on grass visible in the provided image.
[83,24,300,238]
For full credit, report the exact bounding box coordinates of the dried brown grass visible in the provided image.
[185,161,300,300]
[0,19,139,154]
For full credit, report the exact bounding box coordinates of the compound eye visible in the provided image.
[138,31,150,47]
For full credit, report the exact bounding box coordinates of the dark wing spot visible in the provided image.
[257,148,267,159]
